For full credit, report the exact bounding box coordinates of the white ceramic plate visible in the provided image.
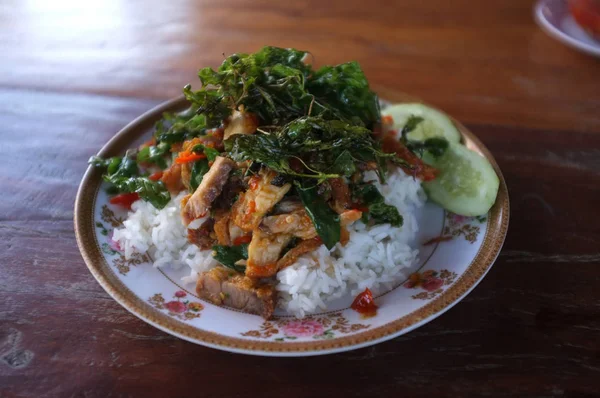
[535,0,600,57]
[75,95,509,356]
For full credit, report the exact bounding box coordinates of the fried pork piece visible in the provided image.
[181,156,235,225]
[229,220,246,245]
[201,127,225,151]
[246,207,362,277]
[196,267,276,319]
[272,198,304,214]
[180,162,192,191]
[223,107,259,140]
[160,162,185,195]
[251,205,364,275]
[217,174,244,209]
[260,205,317,240]
[231,169,291,232]
[339,209,363,245]
[246,229,293,278]
[178,136,226,190]
[340,209,363,225]
[328,178,352,214]
[276,237,323,270]
[187,218,215,250]
[213,210,231,246]
[261,205,361,240]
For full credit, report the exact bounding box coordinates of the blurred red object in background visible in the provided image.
[569,0,600,37]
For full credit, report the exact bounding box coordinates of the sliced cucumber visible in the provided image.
[382,103,461,144]
[422,142,499,216]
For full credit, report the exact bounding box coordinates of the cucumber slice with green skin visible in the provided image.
[422,142,499,216]
[382,103,461,144]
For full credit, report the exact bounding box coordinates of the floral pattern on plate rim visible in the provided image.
[148,290,204,321]
[443,212,486,244]
[95,204,151,275]
[240,312,370,341]
[404,269,458,300]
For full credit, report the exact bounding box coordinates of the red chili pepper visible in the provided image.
[249,175,260,190]
[246,200,256,214]
[381,115,394,125]
[109,192,140,210]
[175,151,206,164]
[245,260,278,278]
[233,235,252,245]
[148,171,163,181]
[351,288,378,317]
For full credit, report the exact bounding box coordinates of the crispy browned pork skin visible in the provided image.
[181,156,236,225]
[328,178,352,214]
[160,163,185,195]
[223,107,259,140]
[196,267,276,319]
[230,168,291,232]
[213,210,231,246]
[243,196,364,278]
[187,218,215,250]
[259,205,317,240]
[340,209,363,225]
[276,237,323,270]
[245,229,293,278]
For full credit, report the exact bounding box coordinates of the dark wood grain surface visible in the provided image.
[1,0,599,397]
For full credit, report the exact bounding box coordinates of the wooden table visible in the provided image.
[1,0,599,396]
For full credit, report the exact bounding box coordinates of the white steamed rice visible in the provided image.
[112,169,425,317]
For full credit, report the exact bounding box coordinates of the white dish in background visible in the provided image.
[535,0,600,57]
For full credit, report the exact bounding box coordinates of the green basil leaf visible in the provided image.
[329,150,356,177]
[353,184,403,227]
[189,159,210,192]
[91,155,170,209]
[212,244,248,273]
[297,184,340,249]
[137,142,170,169]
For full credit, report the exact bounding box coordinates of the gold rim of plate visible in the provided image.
[74,93,510,354]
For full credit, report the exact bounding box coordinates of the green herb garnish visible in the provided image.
[189,159,210,192]
[137,142,170,169]
[353,184,403,227]
[227,116,395,183]
[88,154,171,209]
[212,244,248,273]
[297,183,340,249]
[183,46,379,129]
